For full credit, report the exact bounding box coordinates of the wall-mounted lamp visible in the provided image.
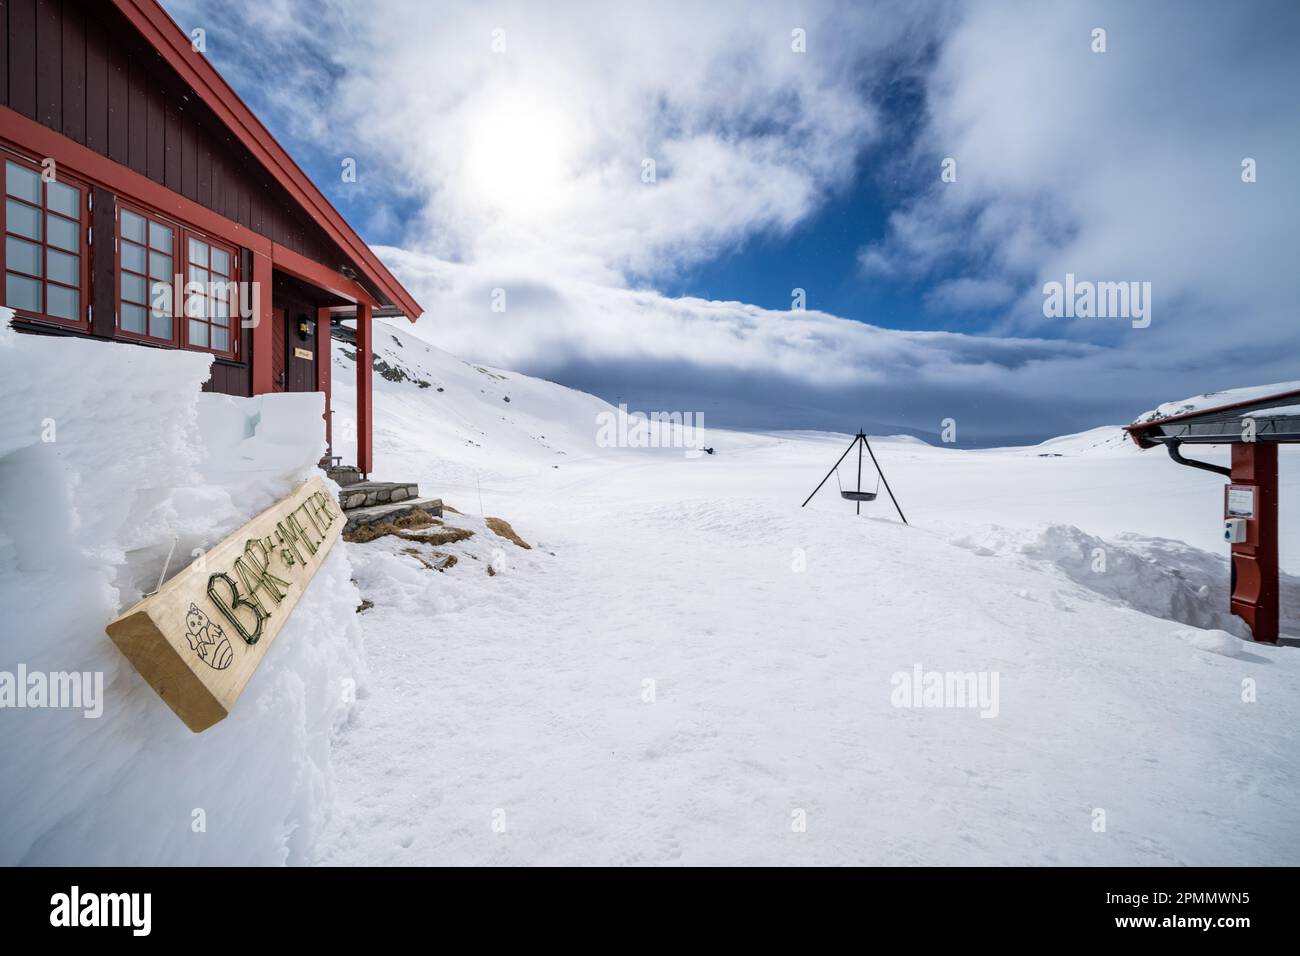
[297,315,311,339]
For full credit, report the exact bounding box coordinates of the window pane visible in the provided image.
[150,312,173,340]
[149,251,172,281]
[121,240,145,273]
[47,214,79,252]
[121,303,147,334]
[5,162,41,203]
[147,281,172,314]
[6,271,41,311]
[211,327,229,352]
[121,209,146,243]
[46,283,78,321]
[5,236,41,276]
[121,272,146,305]
[47,249,78,286]
[212,296,229,320]
[149,221,173,253]
[46,180,79,218]
[188,319,208,347]
[6,199,41,240]
[189,265,208,289]
[210,248,230,276]
[188,237,208,264]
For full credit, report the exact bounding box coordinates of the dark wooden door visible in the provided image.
[285,311,317,392]
[271,307,287,392]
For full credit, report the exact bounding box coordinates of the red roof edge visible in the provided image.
[113,0,423,323]
[1124,386,1300,448]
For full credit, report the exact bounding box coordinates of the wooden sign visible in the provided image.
[107,477,342,732]
[294,347,314,360]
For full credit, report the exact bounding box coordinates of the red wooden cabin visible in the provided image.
[0,0,422,475]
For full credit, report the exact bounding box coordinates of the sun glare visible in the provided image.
[463,94,577,219]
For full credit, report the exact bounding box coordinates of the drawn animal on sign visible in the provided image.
[183,603,234,671]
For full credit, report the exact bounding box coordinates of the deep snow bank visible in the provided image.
[0,312,365,864]
[953,523,1300,637]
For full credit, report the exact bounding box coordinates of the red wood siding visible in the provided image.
[3,0,352,272]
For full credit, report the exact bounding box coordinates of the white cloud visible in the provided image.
[292,0,926,285]
[377,245,1204,443]
[924,277,1016,313]
[164,0,1299,439]
[860,0,1300,364]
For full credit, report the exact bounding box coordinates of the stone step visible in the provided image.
[327,465,362,487]
[338,480,420,511]
[343,497,444,534]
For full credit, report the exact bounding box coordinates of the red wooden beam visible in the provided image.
[0,106,271,257]
[272,242,377,308]
[316,306,333,458]
[109,0,423,322]
[1229,444,1280,643]
[355,302,374,476]
[250,251,274,395]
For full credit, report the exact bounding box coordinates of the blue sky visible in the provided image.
[163,0,1299,443]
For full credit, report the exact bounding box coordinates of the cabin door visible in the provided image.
[284,310,317,393]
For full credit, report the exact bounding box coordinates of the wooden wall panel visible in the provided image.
[126,71,146,174]
[83,13,107,153]
[8,0,37,119]
[105,48,128,164]
[34,0,60,129]
[145,87,164,182]
[90,185,116,338]
[59,0,84,141]
[196,140,211,207]
[163,98,181,192]
[0,0,9,107]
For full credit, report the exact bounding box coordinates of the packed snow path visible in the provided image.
[317,437,1300,866]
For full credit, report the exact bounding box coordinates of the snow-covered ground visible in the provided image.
[316,324,1300,866]
[0,315,364,865]
[3,312,1295,866]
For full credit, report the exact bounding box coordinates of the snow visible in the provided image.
[3,312,1298,866]
[1244,403,1300,418]
[1133,380,1300,423]
[0,311,364,865]
[314,325,1300,866]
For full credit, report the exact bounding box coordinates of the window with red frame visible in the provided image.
[183,233,237,358]
[3,159,88,328]
[118,206,178,344]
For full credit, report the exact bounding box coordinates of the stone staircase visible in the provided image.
[327,466,443,534]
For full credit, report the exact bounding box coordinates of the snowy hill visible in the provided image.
[317,325,1300,866]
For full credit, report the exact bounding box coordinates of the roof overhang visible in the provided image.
[111,0,423,323]
[1125,387,1300,448]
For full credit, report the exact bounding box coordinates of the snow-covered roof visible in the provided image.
[1131,381,1300,426]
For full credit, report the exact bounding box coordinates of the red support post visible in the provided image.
[355,302,373,477]
[1228,443,1279,643]
[250,251,274,395]
[316,307,333,459]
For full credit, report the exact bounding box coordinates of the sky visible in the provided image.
[162,0,1300,444]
